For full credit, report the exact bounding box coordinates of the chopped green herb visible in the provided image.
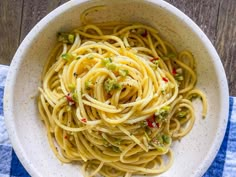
[156,146,166,152]
[161,89,165,95]
[156,135,163,144]
[106,63,116,71]
[140,121,147,128]
[151,65,158,70]
[153,60,159,65]
[177,111,188,118]
[162,106,170,111]
[119,69,129,77]
[104,79,121,93]
[68,84,76,91]
[115,138,122,145]
[175,74,184,81]
[160,106,170,117]
[85,81,93,90]
[155,106,170,122]
[72,91,78,102]
[101,58,112,66]
[68,34,75,43]
[76,56,81,60]
[162,134,171,144]
[153,134,171,148]
[61,53,74,61]
[57,32,75,44]
[101,58,117,71]
[112,146,121,153]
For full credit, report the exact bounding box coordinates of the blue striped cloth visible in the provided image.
[0,65,235,177]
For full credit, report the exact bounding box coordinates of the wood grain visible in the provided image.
[0,0,23,65]
[215,0,236,96]
[20,0,69,41]
[166,0,220,43]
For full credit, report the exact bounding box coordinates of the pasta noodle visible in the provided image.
[38,20,207,177]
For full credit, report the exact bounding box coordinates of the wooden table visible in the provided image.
[0,0,235,95]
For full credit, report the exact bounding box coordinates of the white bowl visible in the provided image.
[4,0,229,177]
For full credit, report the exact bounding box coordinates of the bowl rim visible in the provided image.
[4,0,229,177]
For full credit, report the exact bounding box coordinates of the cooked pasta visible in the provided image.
[38,21,207,177]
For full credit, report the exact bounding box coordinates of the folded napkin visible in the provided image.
[0,65,235,177]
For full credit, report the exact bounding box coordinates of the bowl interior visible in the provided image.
[4,0,228,177]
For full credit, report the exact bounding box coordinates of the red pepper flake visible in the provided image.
[146,115,159,128]
[162,77,168,82]
[172,68,177,75]
[141,30,148,37]
[150,57,159,62]
[81,118,87,123]
[64,135,68,139]
[146,118,154,128]
[66,94,75,105]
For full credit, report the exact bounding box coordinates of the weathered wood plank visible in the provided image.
[166,0,220,43]
[0,0,24,65]
[215,0,236,96]
[20,0,69,41]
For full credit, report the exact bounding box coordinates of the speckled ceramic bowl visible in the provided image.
[4,0,229,177]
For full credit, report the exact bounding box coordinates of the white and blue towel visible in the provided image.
[0,65,235,177]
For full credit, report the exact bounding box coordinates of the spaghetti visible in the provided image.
[38,22,207,177]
